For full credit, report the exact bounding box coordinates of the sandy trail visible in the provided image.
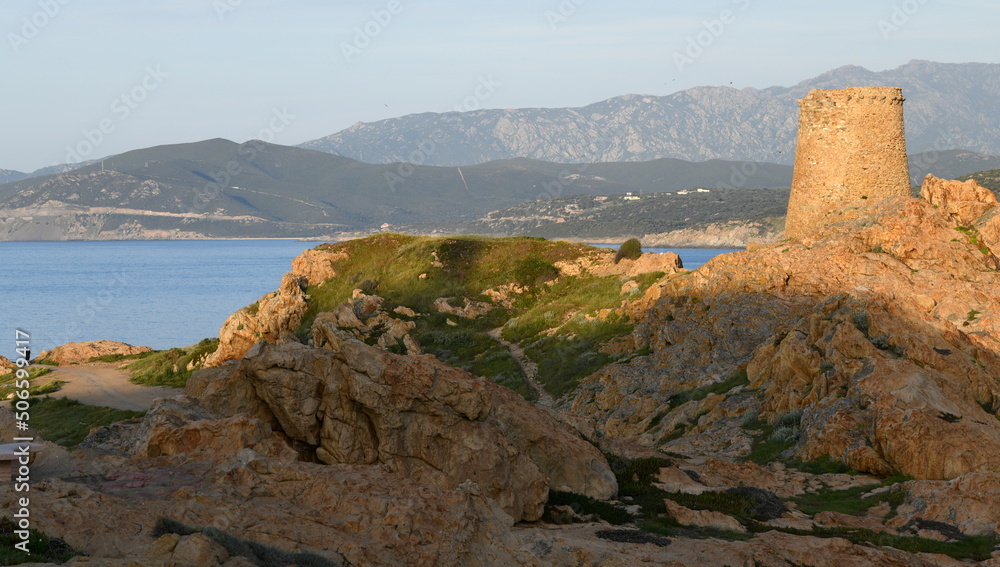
[34,362,180,411]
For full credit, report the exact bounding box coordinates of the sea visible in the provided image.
[0,240,740,360]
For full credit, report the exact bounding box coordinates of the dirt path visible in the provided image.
[33,363,180,411]
[488,328,555,407]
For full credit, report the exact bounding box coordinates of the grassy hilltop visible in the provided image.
[293,234,668,399]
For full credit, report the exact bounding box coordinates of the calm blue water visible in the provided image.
[0,240,316,360]
[589,244,742,270]
[0,241,736,360]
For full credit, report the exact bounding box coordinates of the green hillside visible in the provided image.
[0,139,798,238]
[295,234,660,399]
[403,187,789,240]
[958,168,1000,194]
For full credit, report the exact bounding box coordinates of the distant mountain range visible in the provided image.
[300,60,1000,167]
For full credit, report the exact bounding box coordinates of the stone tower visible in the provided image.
[785,87,909,239]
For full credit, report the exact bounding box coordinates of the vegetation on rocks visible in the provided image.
[293,234,667,400]
[791,477,908,517]
[152,518,341,567]
[28,396,145,449]
[0,367,62,398]
[555,453,999,560]
[126,338,219,387]
[614,238,643,264]
[0,518,78,565]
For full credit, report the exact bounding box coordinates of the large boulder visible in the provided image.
[555,250,684,278]
[888,472,1000,536]
[310,291,419,354]
[204,273,309,367]
[289,246,349,286]
[920,174,998,226]
[5,449,537,566]
[36,340,152,365]
[135,396,297,461]
[187,337,617,521]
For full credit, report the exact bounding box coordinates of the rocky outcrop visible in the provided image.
[890,472,1000,536]
[6,447,533,566]
[568,189,1000,482]
[0,355,14,374]
[204,273,309,367]
[310,291,420,354]
[433,297,494,319]
[36,340,152,365]
[137,396,297,461]
[980,208,1000,255]
[289,246,349,286]
[187,337,617,521]
[920,174,999,225]
[664,499,746,533]
[555,250,684,278]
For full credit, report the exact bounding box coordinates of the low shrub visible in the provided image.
[614,238,643,264]
[545,491,631,525]
[0,518,79,565]
[152,518,341,567]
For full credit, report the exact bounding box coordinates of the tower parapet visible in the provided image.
[785,87,909,239]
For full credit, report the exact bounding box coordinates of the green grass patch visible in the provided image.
[501,275,626,344]
[646,410,669,430]
[664,490,757,521]
[657,423,688,445]
[27,397,145,450]
[524,317,632,399]
[742,420,794,464]
[152,518,340,567]
[603,454,762,541]
[0,518,79,565]
[668,370,749,409]
[633,271,666,289]
[289,235,666,401]
[471,348,536,401]
[785,455,855,475]
[298,234,599,333]
[0,368,57,398]
[87,352,155,363]
[756,524,997,561]
[27,380,65,396]
[126,338,219,388]
[792,476,909,517]
[545,491,631,525]
[32,358,58,366]
[409,311,538,401]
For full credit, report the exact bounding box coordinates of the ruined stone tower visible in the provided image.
[785,87,910,239]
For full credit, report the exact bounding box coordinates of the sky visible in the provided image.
[2,0,998,172]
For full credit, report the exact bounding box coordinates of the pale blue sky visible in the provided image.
[2,0,997,171]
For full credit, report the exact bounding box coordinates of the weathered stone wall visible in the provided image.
[786,87,910,239]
